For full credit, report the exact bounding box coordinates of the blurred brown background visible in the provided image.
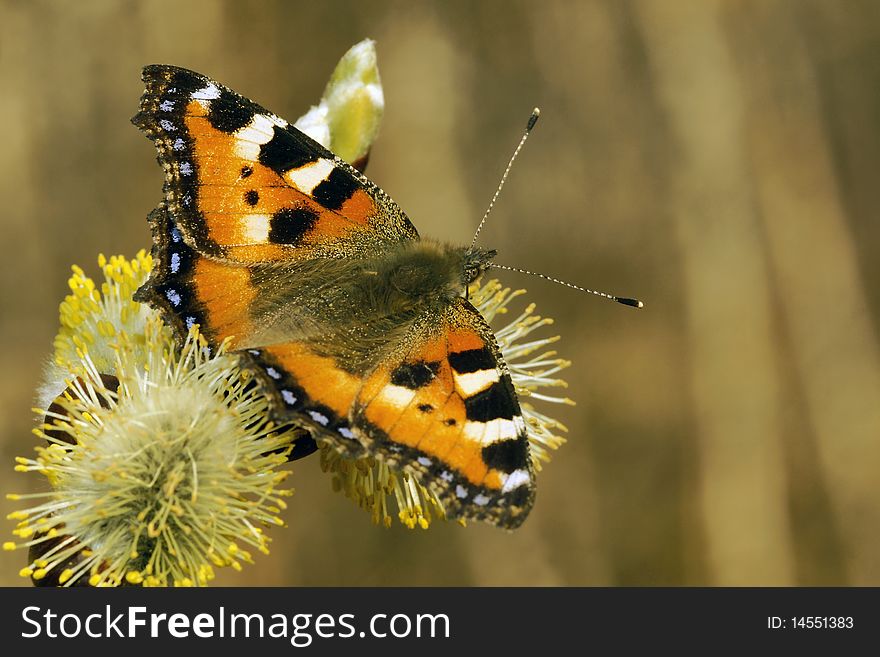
[2,0,879,586]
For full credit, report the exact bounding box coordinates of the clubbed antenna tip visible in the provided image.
[527,108,540,131]
[616,297,644,309]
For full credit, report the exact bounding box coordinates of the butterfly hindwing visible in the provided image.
[239,298,536,527]
[133,65,418,264]
[242,340,364,455]
[351,298,535,528]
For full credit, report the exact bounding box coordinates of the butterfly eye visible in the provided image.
[465,266,480,284]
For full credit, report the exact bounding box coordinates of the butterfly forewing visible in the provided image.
[133,65,418,264]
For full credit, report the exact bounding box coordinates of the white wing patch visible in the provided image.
[453,368,500,396]
[191,83,221,102]
[236,113,275,143]
[284,158,335,195]
[377,384,417,410]
[239,214,272,242]
[233,114,276,160]
[501,469,531,493]
[463,417,520,445]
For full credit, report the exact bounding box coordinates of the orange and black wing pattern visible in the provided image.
[352,298,535,528]
[132,64,418,348]
[241,339,365,456]
[243,298,536,528]
[133,203,259,349]
[132,64,418,264]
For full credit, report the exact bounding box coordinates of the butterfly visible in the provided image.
[132,65,535,528]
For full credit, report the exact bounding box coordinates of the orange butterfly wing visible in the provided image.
[133,65,418,265]
[352,299,535,528]
[240,299,535,528]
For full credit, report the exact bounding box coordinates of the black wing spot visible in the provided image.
[390,361,440,390]
[244,190,259,206]
[268,207,319,244]
[259,127,318,176]
[167,68,203,94]
[444,418,457,426]
[417,403,434,413]
[311,167,359,211]
[507,483,533,508]
[481,437,528,474]
[448,348,496,374]
[240,166,253,178]
[207,90,255,133]
[463,376,518,422]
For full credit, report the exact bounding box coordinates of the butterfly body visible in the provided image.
[133,65,535,528]
[249,240,489,348]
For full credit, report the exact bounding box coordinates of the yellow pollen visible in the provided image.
[125,571,144,584]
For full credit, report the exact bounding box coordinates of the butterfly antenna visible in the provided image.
[488,263,644,308]
[470,108,541,250]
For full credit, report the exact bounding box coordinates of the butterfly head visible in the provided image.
[462,247,498,288]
